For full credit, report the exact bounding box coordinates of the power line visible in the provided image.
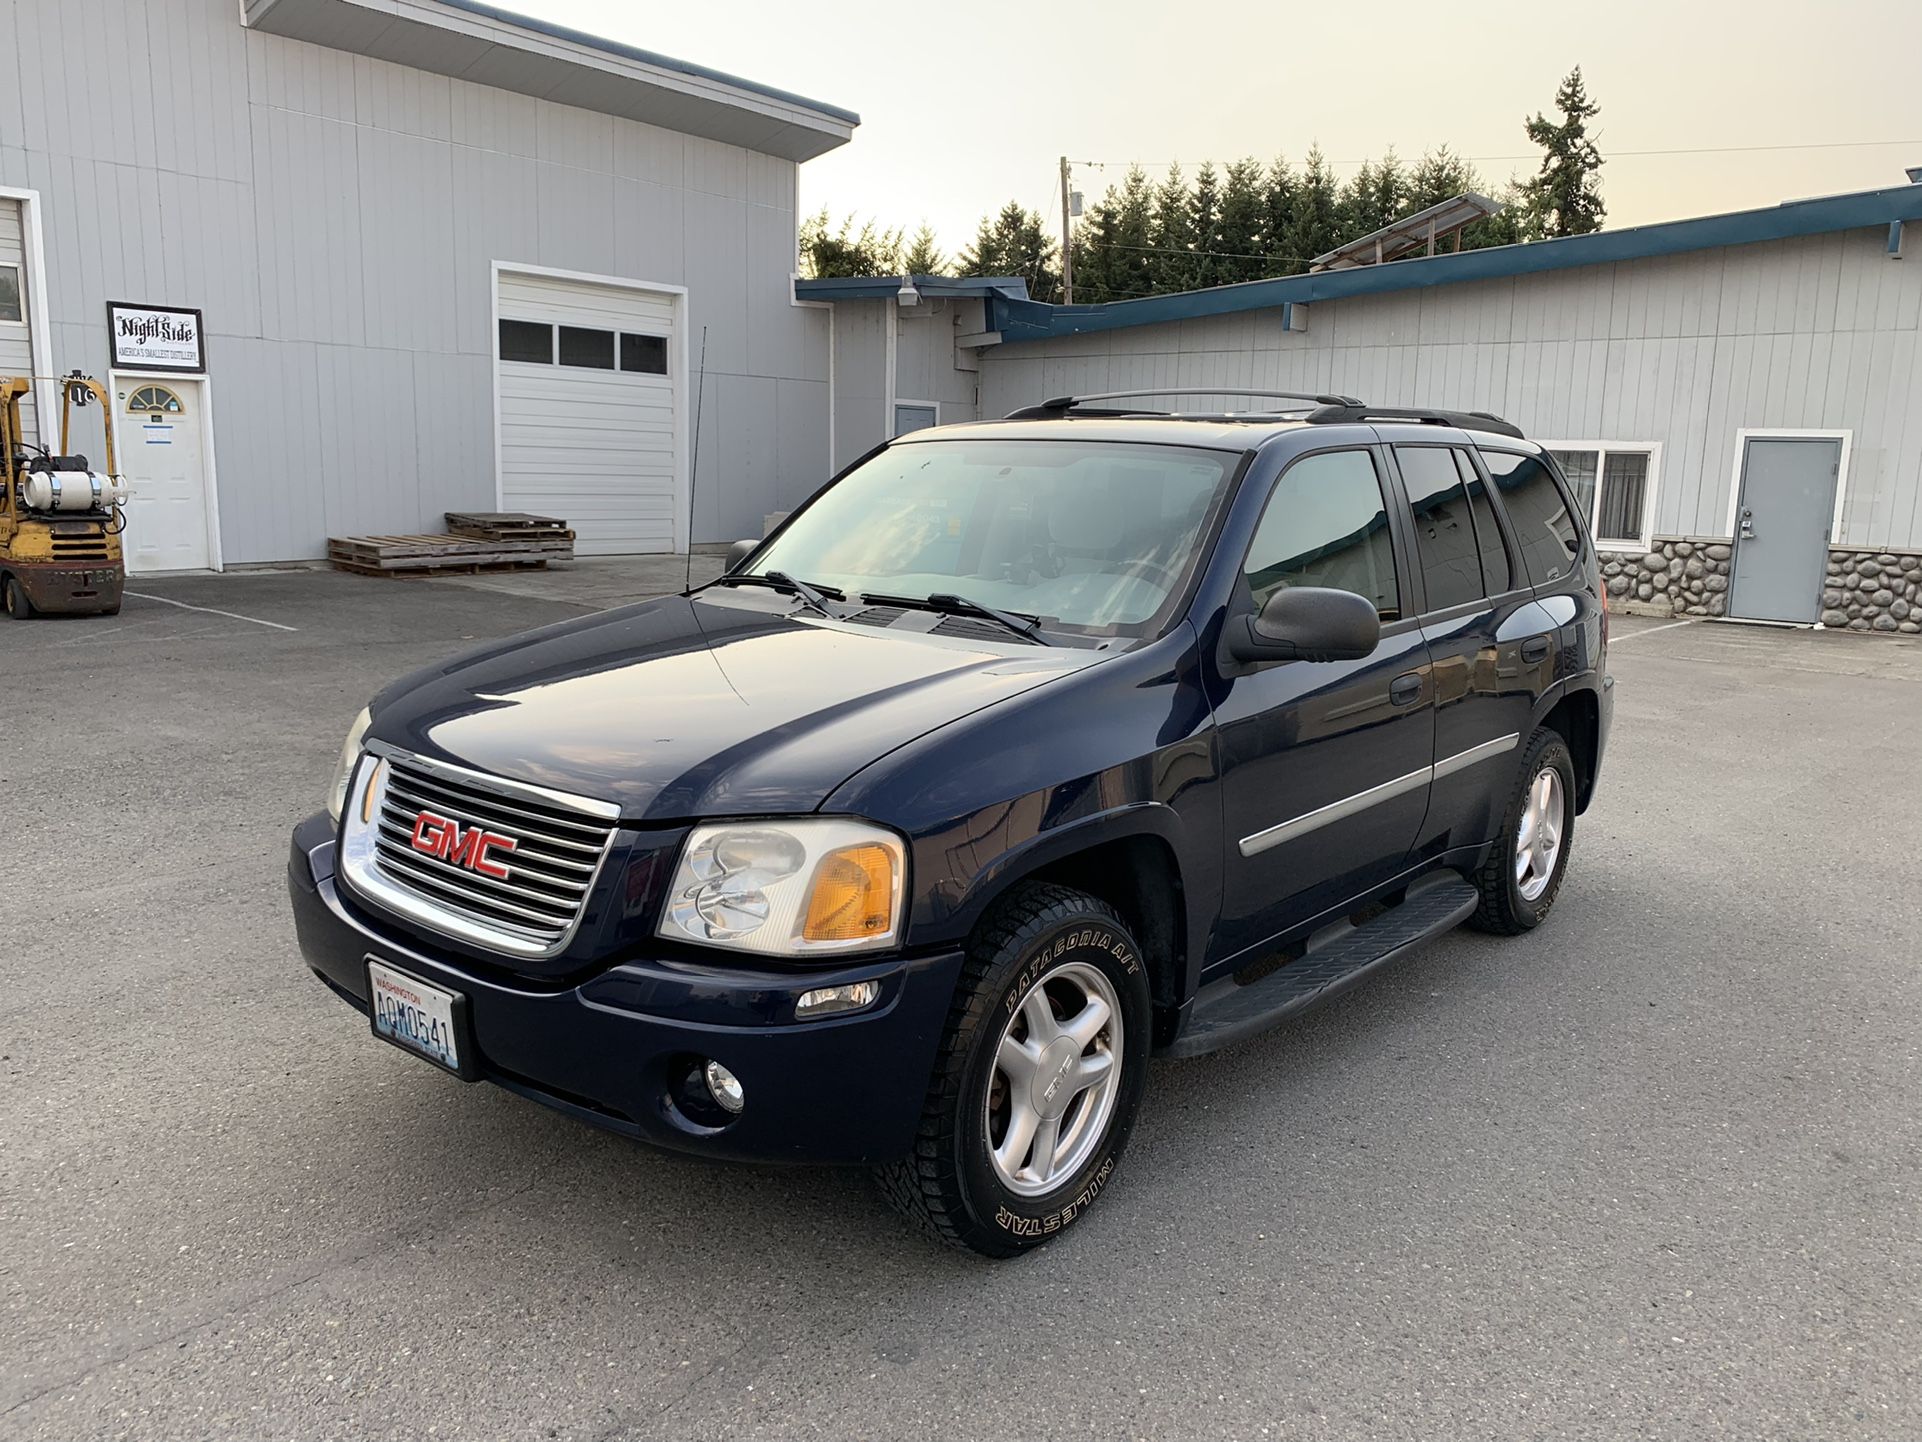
[1077,137,1922,171]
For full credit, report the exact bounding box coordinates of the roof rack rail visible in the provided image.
[1005,387,1364,420]
[1305,404,1525,439]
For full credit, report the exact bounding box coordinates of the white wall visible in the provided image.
[977,227,1922,550]
[0,0,833,560]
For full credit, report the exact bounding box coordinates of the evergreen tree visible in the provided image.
[1373,149,1408,229]
[1213,158,1268,285]
[1074,166,1156,302]
[1188,162,1222,288]
[797,209,903,278]
[902,224,945,276]
[1520,66,1606,238]
[1283,146,1339,273]
[956,202,1060,302]
[1338,160,1380,243]
[1149,164,1198,291]
[1260,157,1298,274]
[1406,145,1480,212]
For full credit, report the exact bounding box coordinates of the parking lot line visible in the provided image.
[123,591,298,632]
[1608,618,1691,643]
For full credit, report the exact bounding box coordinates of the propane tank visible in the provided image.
[19,468,128,512]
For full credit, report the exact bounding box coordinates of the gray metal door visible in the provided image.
[1728,437,1841,623]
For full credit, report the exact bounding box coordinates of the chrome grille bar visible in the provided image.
[340,746,620,958]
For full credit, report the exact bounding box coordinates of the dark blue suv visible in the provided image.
[289,390,1612,1256]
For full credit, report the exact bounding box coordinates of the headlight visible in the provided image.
[658,819,907,957]
[326,706,373,822]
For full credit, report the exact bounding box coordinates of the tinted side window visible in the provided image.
[1243,449,1400,619]
[1453,449,1512,594]
[1481,450,1580,585]
[1395,445,1483,612]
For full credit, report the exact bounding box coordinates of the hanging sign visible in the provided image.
[106,302,205,372]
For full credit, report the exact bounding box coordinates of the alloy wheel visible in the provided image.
[1514,766,1565,903]
[984,961,1123,1197]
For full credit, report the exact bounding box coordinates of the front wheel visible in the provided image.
[3,575,34,619]
[1469,727,1576,934]
[877,883,1152,1257]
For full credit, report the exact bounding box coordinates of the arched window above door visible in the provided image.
[127,385,183,415]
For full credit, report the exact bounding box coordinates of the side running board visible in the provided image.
[1166,873,1478,1058]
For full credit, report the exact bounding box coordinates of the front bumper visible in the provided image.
[288,813,963,1164]
[10,559,123,614]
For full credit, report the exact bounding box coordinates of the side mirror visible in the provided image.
[724,537,759,573]
[1226,586,1381,666]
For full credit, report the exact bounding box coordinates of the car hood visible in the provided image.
[369,592,1100,820]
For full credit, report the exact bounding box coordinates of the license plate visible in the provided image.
[366,959,469,1076]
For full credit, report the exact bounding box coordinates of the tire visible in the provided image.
[3,575,33,619]
[1469,727,1576,935]
[877,883,1152,1257]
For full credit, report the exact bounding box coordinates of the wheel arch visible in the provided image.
[935,806,1196,1046]
[1535,681,1601,813]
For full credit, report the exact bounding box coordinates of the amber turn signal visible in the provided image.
[802,843,898,942]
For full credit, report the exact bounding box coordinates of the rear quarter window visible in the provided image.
[1480,449,1582,586]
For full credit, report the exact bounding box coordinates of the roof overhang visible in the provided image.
[243,0,858,162]
[992,182,1922,344]
[793,275,1030,302]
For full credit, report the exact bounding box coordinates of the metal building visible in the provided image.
[808,182,1922,630]
[0,0,854,570]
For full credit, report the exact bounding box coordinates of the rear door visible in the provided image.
[1208,445,1435,961]
[1389,440,1554,856]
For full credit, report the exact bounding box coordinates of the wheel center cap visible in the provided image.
[1031,1038,1081,1119]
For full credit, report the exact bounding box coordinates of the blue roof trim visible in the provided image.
[990,184,1922,343]
[795,275,1031,301]
[435,0,860,125]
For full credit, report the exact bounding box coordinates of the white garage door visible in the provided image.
[495,270,682,555]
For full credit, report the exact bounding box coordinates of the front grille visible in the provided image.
[366,752,618,954]
[50,536,112,563]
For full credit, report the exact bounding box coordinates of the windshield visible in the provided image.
[745,439,1240,635]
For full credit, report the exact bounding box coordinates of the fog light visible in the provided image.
[796,980,880,1019]
[702,1059,745,1114]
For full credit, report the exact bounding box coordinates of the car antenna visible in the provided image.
[683,324,709,594]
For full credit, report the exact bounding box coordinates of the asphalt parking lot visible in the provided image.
[3,568,1919,1440]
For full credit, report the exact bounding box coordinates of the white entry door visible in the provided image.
[119,379,210,573]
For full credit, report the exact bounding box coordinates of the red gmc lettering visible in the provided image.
[410,810,517,879]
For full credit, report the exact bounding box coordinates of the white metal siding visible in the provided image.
[0,199,36,444]
[0,0,833,562]
[496,271,680,554]
[976,228,1922,550]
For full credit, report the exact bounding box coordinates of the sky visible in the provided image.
[511,0,1922,259]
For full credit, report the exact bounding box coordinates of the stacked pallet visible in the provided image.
[327,514,573,577]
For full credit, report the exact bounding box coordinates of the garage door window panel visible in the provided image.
[499,319,553,364]
[0,264,20,323]
[559,326,616,370]
[621,333,668,375]
[1244,449,1401,620]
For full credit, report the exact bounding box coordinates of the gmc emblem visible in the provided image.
[410,810,517,879]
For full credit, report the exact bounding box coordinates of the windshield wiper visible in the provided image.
[709,570,840,617]
[864,591,1051,646]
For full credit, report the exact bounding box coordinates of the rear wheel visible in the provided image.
[877,883,1151,1257]
[1469,727,1575,934]
[3,575,33,619]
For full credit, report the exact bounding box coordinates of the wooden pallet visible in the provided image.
[444,510,575,544]
[327,532,570,576]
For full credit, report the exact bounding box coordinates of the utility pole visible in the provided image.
[1059,154,1074,305]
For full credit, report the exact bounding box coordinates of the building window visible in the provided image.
[127,385,184,415]
[621,333,668,375]
[498,318,553,364]
[0,263,20,323]
[558,325,616,369]
[1547,444,1659,550]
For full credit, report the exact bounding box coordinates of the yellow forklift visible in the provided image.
[0,370,128,618]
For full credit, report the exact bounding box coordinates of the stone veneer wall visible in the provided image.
[1601,538,1922,632]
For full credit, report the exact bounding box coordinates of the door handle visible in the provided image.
[1390,672,1423,706]
[1520,636,1552,664]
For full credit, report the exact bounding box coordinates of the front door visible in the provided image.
[1729,437,1841,624]
[1208,446,1435,963]
[119,380,209,573]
